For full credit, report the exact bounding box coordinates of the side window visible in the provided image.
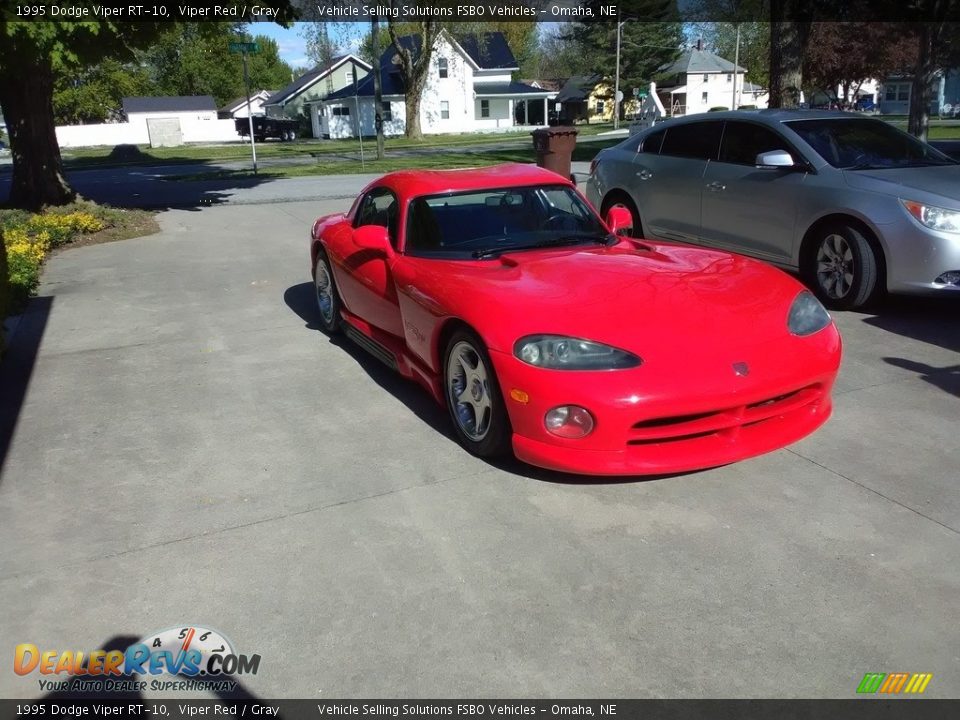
[660,121,723,160]
[640,128,666,153]
[355,189,399,245]
[719,121,794,166]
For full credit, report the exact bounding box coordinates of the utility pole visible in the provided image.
[731,23,741,111]
[614,21,624,129]
[372,15,385,160]
[230,40,261,174]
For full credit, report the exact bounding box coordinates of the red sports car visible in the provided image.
[310,164,841,476]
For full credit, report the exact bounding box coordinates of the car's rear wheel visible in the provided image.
[443,330,511,459]
[314,247,342,334]
[601,193,642,237]
[804,223,879,310]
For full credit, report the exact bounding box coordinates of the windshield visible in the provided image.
[785,118,955,169]
[405,185,609,258]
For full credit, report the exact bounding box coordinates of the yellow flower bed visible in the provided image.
[3,210,107,302]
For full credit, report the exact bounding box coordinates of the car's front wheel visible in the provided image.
[314,247,342,334]
[443,330,511,459]
[804,223,880,310]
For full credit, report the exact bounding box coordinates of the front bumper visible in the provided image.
[882,216,960,294]
[488,330,841,476]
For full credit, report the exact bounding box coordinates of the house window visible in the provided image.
[346,67,357,85]
[332,106,350,116]
[480,99,490,118]
[438,57,448,79]
[440,100,450,119]
[702,91,708,103]
[726,73,732,83]
[596,99,605,115]
[381,101,392,122]
[885,82,910,102]
[703,73,709,82]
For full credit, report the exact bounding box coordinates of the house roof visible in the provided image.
[265,55,372,107]
[123,96,216,114]
[555,75,603,103]
[659,48,746,76]
[474,82,552,97]
[521,79,562,92]
[218,90,272,114]
[325,32,520,102]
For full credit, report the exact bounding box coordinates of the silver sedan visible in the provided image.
[586,110,960,309]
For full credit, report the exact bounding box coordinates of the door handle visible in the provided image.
[706,181,726,192]
[636,169,652,180]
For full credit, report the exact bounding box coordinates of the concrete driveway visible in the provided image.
[1,200,957,699]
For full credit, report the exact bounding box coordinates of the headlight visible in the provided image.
[514,335,641,370]
[901,200,960,233]
[788,291,831,336]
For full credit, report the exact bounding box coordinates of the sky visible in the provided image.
[249,22,365,70]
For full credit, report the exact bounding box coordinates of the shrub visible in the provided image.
[1,203,108,315]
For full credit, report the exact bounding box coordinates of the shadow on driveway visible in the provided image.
[0,296,52,481]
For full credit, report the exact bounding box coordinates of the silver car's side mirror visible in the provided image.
[756,150,796,169]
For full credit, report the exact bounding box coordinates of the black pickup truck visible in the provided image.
[235,116,299,142]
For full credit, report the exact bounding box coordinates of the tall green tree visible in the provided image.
[568,1,684,118]
[53,58,153,125]
[702,22,769,89]
[0,4,296,210]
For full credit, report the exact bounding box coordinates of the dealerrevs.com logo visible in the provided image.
[14,626,260,693]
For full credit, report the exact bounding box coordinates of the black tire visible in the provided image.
[601,192,643,238]
[803,223,879,310]
[442,330,512,459]
[313,247,342,334]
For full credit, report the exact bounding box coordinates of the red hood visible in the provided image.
[409,240,811,357]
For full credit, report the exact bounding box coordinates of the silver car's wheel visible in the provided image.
[313,249,341,334]
[446,340,492,441]
[442,330,512,459]
[804,223,879,310]
[816,233,855,300]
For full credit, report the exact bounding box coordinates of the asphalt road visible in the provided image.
[1,200,958,698]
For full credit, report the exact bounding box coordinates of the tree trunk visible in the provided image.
[0,55,75,210]
[403,78,426,141]
[908,24,936,141]
[0,228,8,356]
[768,21,807,108]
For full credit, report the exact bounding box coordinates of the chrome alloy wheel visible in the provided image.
[816,233,855,300]
[446,340,492,442]
[314,258,334,325]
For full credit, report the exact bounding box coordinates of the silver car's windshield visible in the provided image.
[785,118,956,170]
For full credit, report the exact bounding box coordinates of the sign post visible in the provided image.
[229,41,261,175]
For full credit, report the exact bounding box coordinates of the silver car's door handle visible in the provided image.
[636,169,652,180]
[706,181,726,192]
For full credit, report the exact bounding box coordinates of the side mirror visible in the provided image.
[353,224,393,254]
[756,150,797,169]
[605,206,634,236]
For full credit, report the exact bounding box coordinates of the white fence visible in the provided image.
[56,117,243,148]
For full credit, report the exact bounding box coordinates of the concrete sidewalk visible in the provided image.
[1,201,957,698]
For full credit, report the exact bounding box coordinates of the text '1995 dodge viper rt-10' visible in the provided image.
[310,164,841,476]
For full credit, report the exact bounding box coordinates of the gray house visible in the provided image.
[880,70,960,115]
[264,54,372,135]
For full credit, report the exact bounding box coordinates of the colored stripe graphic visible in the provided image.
[904,673,933,694]
[857,673,886,694]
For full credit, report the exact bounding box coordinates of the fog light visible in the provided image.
[544,405,595,439]
[934,271,960,286]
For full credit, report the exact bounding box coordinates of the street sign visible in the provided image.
[638,92,648,99]
[615,90,624,103]
[229,42,260,54]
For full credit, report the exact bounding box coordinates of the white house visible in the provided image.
[123,95,218,124]
[656,41,767,116]
[264,55,372,136]
[218,90,273,119]
[319,31,553,139]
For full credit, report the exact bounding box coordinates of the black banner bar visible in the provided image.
[1,700,959,720]
[1,0,960,23]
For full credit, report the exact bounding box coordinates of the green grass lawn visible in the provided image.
[166,138,623,182]
[61,124,619,169]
